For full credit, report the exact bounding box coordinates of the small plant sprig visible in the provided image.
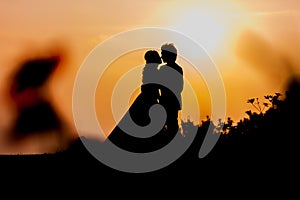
[247,97,267,113]
[247,93,282,114]
[264,93,282,109]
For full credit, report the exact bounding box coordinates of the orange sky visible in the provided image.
[1,0,300,152]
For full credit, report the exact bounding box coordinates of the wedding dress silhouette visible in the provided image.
[107,50,167,153]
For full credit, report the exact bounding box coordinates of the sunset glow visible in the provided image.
[1,0,300,153]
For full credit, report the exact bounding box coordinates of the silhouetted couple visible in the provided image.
[108,43,184,153]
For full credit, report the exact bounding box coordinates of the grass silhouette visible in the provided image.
[1,61,299,182]
[2,81,298,176]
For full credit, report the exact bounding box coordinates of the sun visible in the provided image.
[170,8,228,54]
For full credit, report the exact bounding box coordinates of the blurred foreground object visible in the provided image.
[9,55,62,137]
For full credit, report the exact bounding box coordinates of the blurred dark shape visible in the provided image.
[12,56,60,92]
[284,75,300,113]
[235,30,288,83]
[10,55,62,136]
[235,30,274,68]
[281,75,300,147]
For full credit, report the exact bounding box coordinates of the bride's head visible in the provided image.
[144,50,162,64]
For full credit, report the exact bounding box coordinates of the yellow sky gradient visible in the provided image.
[1,0,300,151]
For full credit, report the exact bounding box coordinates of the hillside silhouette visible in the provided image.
[0,51,299,184]
[2,75,299,180]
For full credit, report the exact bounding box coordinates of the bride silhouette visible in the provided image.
[129,50,162,126]
[107,50,167,153]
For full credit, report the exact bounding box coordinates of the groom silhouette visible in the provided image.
[159,43,184,139]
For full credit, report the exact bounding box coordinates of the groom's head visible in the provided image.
[161,43,177,64]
